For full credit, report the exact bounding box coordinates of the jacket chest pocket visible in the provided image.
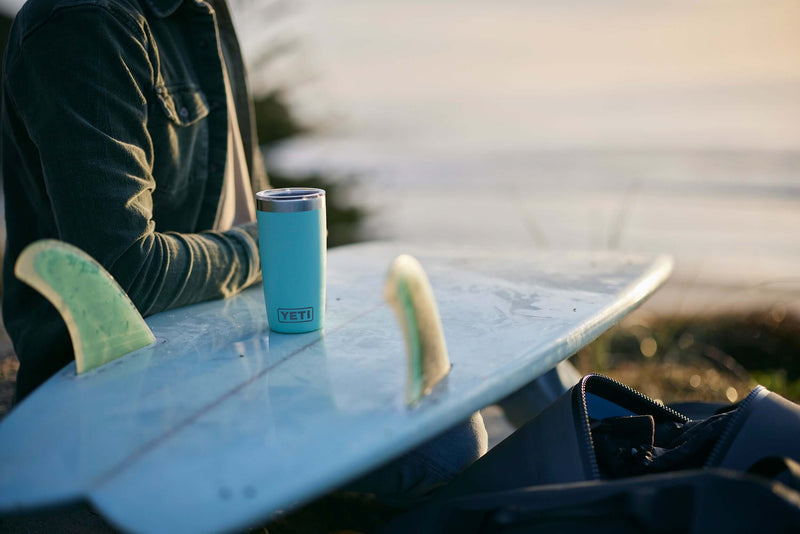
[149,85,210,202]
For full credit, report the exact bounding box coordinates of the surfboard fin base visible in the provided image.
[385,254,451,405]
[14,239,156,374]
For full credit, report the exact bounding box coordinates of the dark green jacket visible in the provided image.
[1,0,269,400]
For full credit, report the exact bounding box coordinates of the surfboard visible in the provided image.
[0,242,672,533]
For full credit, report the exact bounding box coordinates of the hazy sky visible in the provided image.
[244,0,800,151]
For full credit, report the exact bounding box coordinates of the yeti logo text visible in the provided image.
[277,307,314,323]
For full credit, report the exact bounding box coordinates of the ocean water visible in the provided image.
[0,0,796,312]
[241,0,800,313]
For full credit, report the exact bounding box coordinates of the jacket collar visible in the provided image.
[144,0,185,18]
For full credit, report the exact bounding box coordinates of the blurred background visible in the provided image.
[0,0,799,417]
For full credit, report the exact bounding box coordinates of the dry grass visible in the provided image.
[0,332,17,420]
[570,306,800,405]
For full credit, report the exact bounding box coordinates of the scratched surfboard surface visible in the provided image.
[0,243,672,534]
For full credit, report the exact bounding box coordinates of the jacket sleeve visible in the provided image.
[5,4,262,316]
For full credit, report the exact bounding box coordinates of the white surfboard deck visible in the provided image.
[0,242,672,533]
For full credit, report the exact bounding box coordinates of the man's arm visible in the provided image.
[5,3,261,316]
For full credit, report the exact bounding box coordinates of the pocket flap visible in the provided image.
[155,85,209,126]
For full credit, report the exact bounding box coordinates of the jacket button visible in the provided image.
[179,107,189,119]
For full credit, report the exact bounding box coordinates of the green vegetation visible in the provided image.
[253,90,367,248]
[570,307,800,404]
[0,14,11,81]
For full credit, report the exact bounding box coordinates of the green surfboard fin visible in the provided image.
[385,254,451,406]
[14,239,156,374]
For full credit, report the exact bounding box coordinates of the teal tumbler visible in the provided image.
[256,188,326,333]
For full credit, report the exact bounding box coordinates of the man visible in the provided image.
[2,0,268,401]
[1,0,486,507]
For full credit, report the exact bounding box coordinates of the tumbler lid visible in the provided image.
[256,188,326,213]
